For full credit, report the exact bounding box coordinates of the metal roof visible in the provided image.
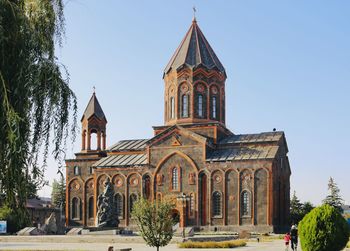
[108,139,149,152]
[206,146,279,162]
[219,132,283,145]
[93,153,147,168]
[164,19,225,75]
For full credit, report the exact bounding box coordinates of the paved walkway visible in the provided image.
[0,238,349,251]
[0,240,294,251]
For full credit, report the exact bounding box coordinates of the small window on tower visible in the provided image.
[89,166,93,174]
[74,166,80,175]
[212,96,217,119]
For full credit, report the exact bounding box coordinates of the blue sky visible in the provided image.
[40,0,350,205]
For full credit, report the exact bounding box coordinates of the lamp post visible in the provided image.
[177,193,190,240]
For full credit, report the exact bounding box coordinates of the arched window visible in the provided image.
[172,167,179,190]
[198,94,203,117]
[74,166,80,175]
[189,193,195,217]
[115,193,123,218]
[88,197,94,219]
[182,95,189,118]
[143,175,151,200]
[129,194,138,213]
[241,190,250,216]
[212,96,217,119]
[212,191,222,217]
[71,197,80,219]
[170,97,175,119]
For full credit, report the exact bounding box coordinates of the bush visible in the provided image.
[299,204,349,251]
[0,204,29,233]
[178,240,246,248]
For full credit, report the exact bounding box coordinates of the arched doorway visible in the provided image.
[171,209,180,224]
[199,172,208,225]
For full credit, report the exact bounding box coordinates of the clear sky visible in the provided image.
[39,0,350,205]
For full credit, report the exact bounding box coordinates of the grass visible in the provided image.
[178,240,247,248]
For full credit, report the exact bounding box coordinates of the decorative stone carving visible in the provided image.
[156,174,164,186]
[42,212,57,234]
[96,177,119,228]
[189,173,195,185]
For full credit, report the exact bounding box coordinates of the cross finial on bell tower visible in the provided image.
[93,85,96,94]
[192,6,197,22]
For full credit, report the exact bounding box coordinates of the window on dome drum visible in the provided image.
[182,95,189,118]
[212,191,222,217]
[88,197,94,219]
[129,194,137,213]
[170,97,175,119]
[198,94,203,117]
[74,166,80,175]
[172,167,179,190]
[242,191,250,216]
[212,96,217,119]
[71,197,80,219]
[115,193,123,219]
[89,166,93,174]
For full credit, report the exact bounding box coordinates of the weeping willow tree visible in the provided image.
[0,0,76,230]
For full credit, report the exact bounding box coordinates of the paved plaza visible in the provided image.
[0,237,349,251]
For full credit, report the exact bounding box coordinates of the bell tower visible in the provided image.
[81,91,107,152]
[163,18,227,126]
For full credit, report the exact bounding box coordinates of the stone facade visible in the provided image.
[66,18,291,232]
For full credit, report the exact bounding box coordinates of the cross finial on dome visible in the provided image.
[93,85,96,94]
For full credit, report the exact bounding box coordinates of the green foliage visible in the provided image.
[0,0,76,228]
[298,204,349,251]
[178,240,247,248]
[51,175,66,209]
[0,203,29,233]
[131,197,175,251]
[290,191,315,224]
[323,177,344,213]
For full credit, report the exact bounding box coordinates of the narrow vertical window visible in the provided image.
[170,97,175,119]
[212,96,217,118]
[172,167,179,190]
[198,95,203,117]
[129,194,137,213]
[115,193,123,218]
[213,191,222,216]
[88,197,94,219]
[242,191,250,216]
[182,95,188,118]
[189,193,195,216]
[74,166,79,175]
[71,197,80,219]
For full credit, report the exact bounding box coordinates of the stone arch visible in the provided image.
[254,168,269,225]
[155,151,199,175]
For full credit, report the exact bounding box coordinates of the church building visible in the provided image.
[65,18,291,232]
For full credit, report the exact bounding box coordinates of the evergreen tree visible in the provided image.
[0,0,76,230]
[132,197,175,251]
[323,177,344,213]
[51,176,66,210]
[301,201,314,217]
[290,190,303,224]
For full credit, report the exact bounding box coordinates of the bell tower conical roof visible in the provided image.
[164,19,226,76]
[81,92,106,122]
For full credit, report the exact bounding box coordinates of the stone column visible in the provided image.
[102,133,106,150]
[97,132,101,150]
[82,130,86,151]
[87,131,91,150]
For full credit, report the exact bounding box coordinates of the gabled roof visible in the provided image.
[108,139,149,152]
[81,92,106,121]
[164,19,226,76]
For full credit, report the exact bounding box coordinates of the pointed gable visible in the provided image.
[81,92,106,122]
[164,19,226,76]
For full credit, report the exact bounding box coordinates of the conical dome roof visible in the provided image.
[81,92,106,121]
[164,19,225,76]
